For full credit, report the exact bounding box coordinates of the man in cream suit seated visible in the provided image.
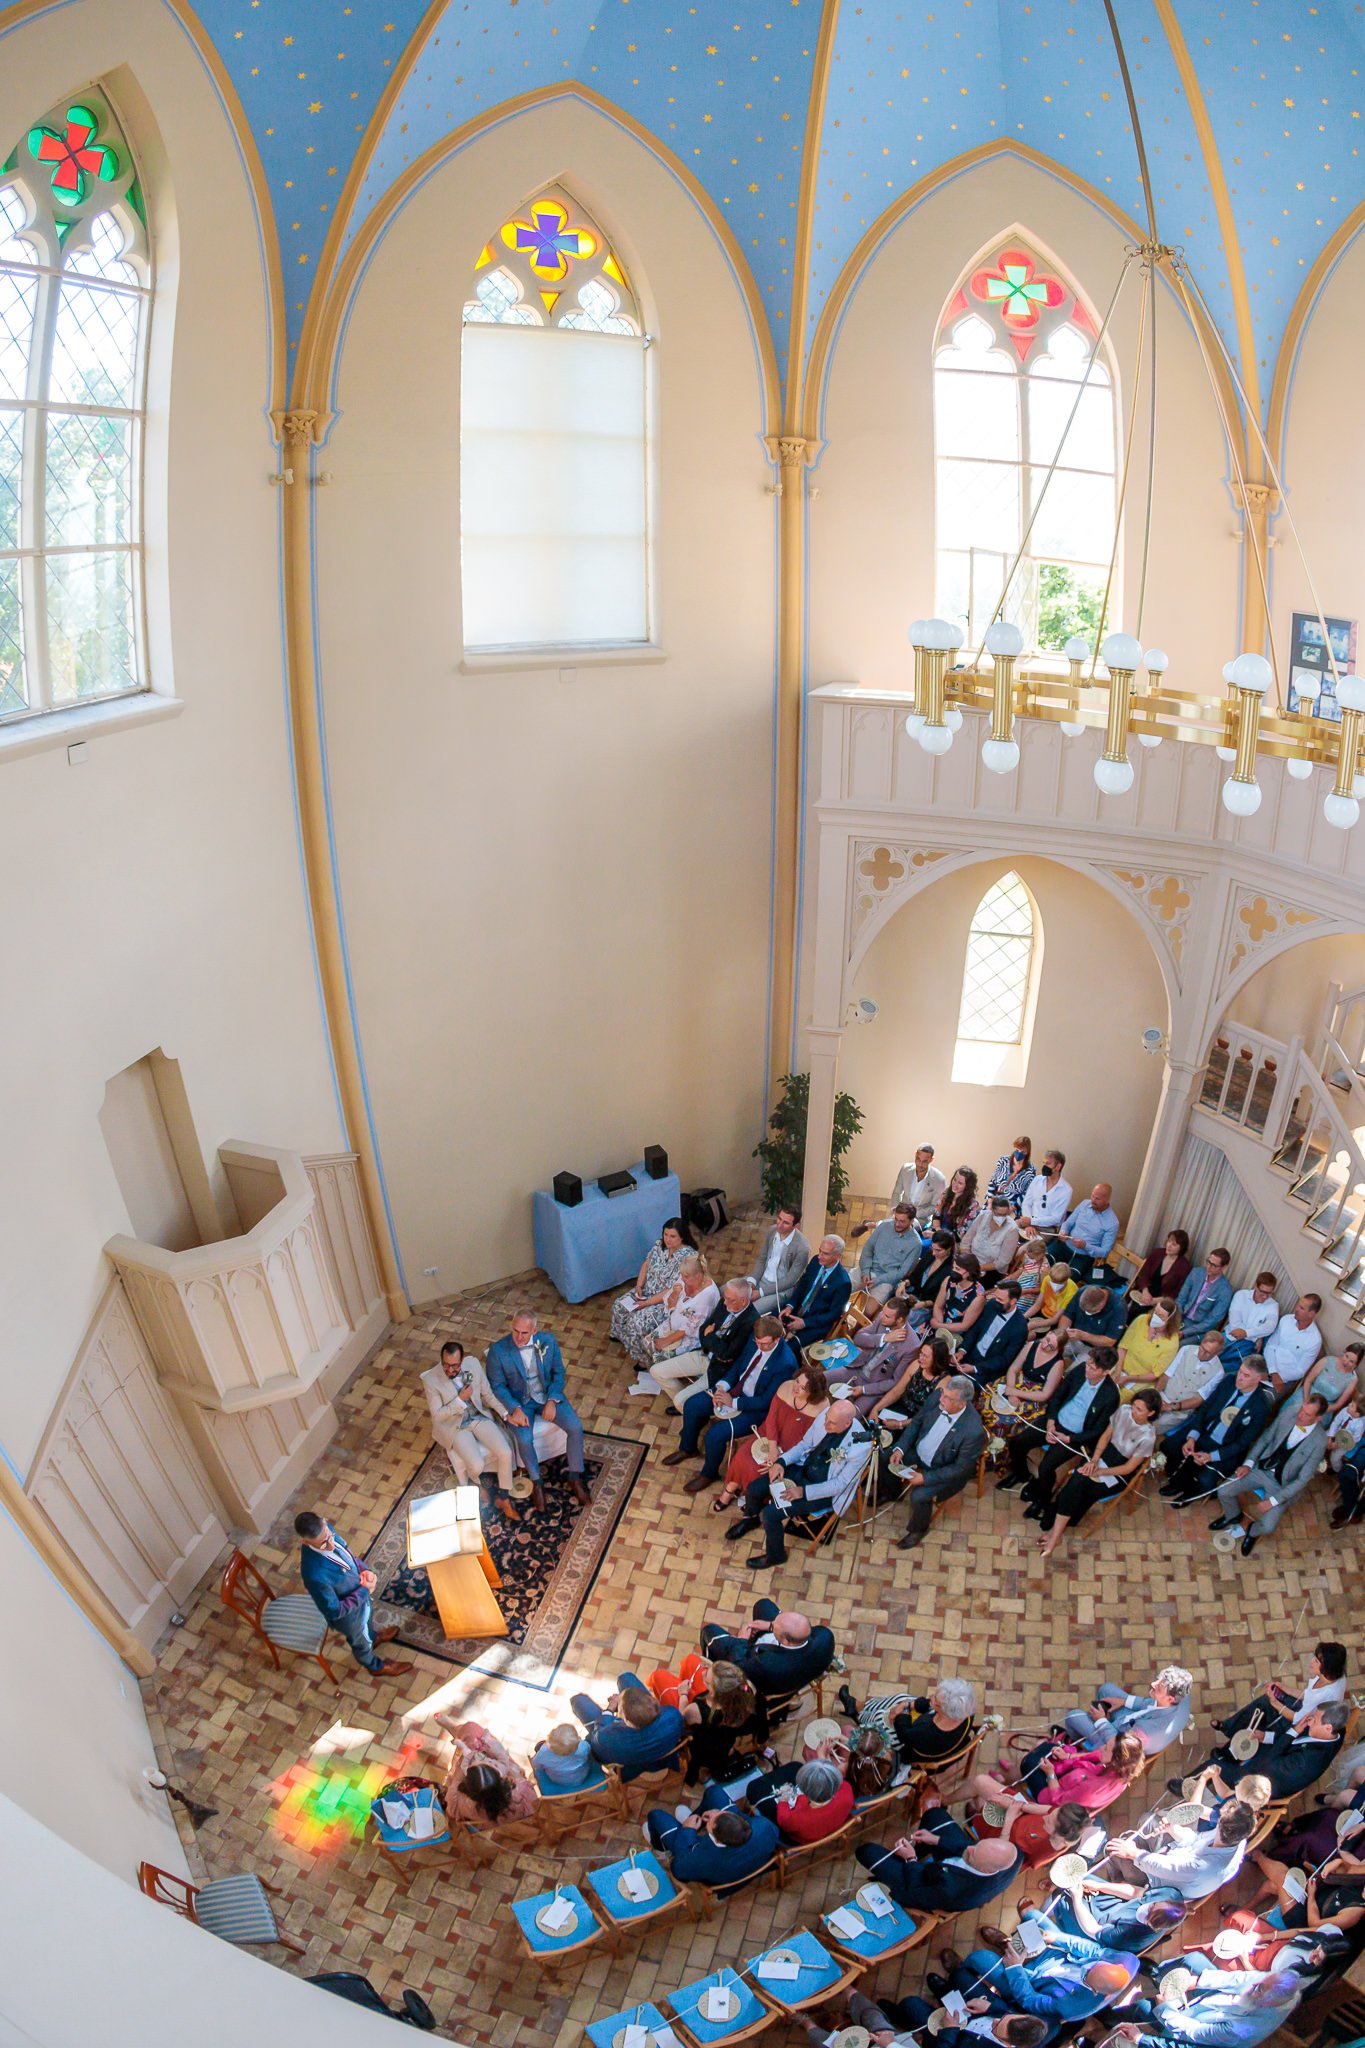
[421,1340,521,1522]
[749,1205,812,1315]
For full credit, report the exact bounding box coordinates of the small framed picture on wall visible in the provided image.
[1288,611,1358,722]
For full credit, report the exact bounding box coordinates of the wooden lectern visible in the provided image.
[406,1486,507,1640]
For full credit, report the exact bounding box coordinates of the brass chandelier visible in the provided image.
[904,1,1365,830]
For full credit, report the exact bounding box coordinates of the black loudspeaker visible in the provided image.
[553,1171,583,1207]
[644,1144,669,1180]
[599,1168,638,1198]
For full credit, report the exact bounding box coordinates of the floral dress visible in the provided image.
[611,1239,689,1361]
[440,1720,538,1829]
[992,1337,1061,1441]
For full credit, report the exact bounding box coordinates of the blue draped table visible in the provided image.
[533,1161,683,1303]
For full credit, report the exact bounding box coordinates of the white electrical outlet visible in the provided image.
[422,1267,438,1277]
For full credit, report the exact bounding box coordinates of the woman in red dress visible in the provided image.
[972,1797,1092,1870]
[709,1362,830,1514]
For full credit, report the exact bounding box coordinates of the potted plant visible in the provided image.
[754,1071,865,1216]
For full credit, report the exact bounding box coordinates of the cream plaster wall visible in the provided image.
[1227,931,1365,1049]
[317,100,775,1297]
[838,857,1166,1225]
[807,153,1237,697]
[0,0,344,1477]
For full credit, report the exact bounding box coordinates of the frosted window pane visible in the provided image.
[50,282,141,407]
[0,556,25,714]
[1027,377,1114,473]
[560,278,637,334]
[46,550,139,702]
[45,412,135,546]
[936,457,1020,554]
[66,212,139,284]
[1028,467,1113,563]
[956,873,1035,1045]
[934,368,1019,460]
[0,268,37,401]
[0,407,21,548]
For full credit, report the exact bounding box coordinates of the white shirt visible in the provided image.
[737,1347,774,1397]
[1298,1673,1347,1722]
[1162,1344,1225,1413]
[666,1281,720,1341]
[891,1160,947,1224]
[1020,1174,1074,1229]
[1227,1288,1281,1343]
[1263,1313,1324,1384]
[762,1234,787,1286]
[915,1405,963,1465]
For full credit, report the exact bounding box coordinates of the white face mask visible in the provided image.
[1150,1314,1166,1331]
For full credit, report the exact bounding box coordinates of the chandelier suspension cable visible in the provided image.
[1101,0,1160,245]
[969,253,1136,673]
[1136,248,1159,642]
[1088,254,1151,680]
[1166,262,1284,707]
[1175,252,1347,707]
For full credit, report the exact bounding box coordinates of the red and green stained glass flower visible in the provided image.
[499,198,597,282]
[27,105,120,207]
[969,248,1065,329]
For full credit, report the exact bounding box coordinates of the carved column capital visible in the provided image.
[271,408,321,448]
[1238,479,1279,516]
[764,434,813,470]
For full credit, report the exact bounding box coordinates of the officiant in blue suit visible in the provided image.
[486,1308,591,1510]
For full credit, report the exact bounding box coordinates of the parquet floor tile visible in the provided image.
[143,1205,1363,2043]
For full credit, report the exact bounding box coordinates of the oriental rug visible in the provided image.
[367,1432,645,1688]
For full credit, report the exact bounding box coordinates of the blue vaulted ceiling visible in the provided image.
[172,0,1365,416]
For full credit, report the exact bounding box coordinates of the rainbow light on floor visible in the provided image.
[269,1735,426,1854]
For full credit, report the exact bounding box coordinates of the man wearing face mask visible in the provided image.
[1020,1149,1073,1234]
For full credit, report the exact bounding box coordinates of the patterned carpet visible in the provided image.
[370,1434,646,1686]
[141,1202,1364,2048]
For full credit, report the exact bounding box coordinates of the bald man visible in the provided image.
[935,1933,1138,2042]
[857,1814,1021,1915]
[724,1398,873,1568]
[700,1598,836,1698]
[1048,1183,1121,1284]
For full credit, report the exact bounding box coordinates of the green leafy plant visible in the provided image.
[1035,561,1105,652]
[754,1071,865,1217]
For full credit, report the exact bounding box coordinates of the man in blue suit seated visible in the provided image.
[802,1988,1047,2048]
[1159,1358,1277,1507]
[1045,1878,1186,1954]
[569,1671,686,1779]
[485,1307,590,1511]
[295,1510,405,1677]
[660,1316,794,1494]
[646,1783,779,1890]
[1176,1248,1234,1343]
[778,1235,854,1349]
[855,1805,1021,1915]
[1107,1960,1301,2048]
[930,1924,1137,2045]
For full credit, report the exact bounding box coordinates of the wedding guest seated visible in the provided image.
[887,1373,989,1551]
[568,1672,686,1779]
[1105,1797,1256,1898]
[696,1277,759,1383]
[1046,1877,1187,1954]
[932,1929,1137,2041]
[1302,1337,1364,1418]
[800,1989,1047,2048]
[708,1361,830,1517]
[900,1229,959,1313]
[931,1251,987,1340]
[1001,1351,1119,1512]
[1063,1664,1195,1755]
[645,1792,778,1889]
[994,1326,1069,1442]
[969,1731,1147,1818]
[867,1331,952,1426]
[1221,1270,1282,1362]
[1047,1183,1120,1281]
[1106,1967,1301,2048]
[1207,1391,1332,1555]
[531,1722,593,1788]
[1027,1262,1079,1337]
[988,1136,1037,1211]
[748,1206,811,1315]
[779,1236,853,1347]
[1156,1331,1228,1437]
[1331,1419,1365,1529]
[663,1315,795,1493]
[889,1142,948,1229]
[628,1254,721,1399]
[850,1206,921,1306]
[834,1674,978,1769]
[1214,1641,1347,1741]
[434,1715,538,1831]
[1187,1699,1349,1802]
[973,1796,1094,1872]
[962,1279,1030,1384]
[1036,1390,1162,1556]
[1175,1248,1234,1342]
[683,1661,767,1784]
[855,1809,1021,1914]
[937,1165,981,1244]
[964,1196,1022,1283]
[731,1399,873,1569]
[1262,1292,1324,1396]
[832,1724,899,1799]
[1115,1302,1181,1401]
[699,1597,836,1701]
[1060,1283,1126,1356]
[1020,1150,1073,1236]
[846,1300,925,1416]
[1160,1357,1277,1506]
[611,1216,696,1365]
[716,1755,854,1841]
[1125,1231,1192,1323]
[1009,1237,1051,1309]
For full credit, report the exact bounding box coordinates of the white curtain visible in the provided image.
[1163,1131,1286,1283]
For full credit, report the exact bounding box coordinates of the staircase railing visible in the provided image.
[1274,1048,1365,1275]
[1197,1022,1295,1136]
[1324,981,1365,1076]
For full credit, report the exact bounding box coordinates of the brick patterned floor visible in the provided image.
[144,1204,1362,2044]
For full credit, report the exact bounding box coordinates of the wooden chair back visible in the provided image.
[685,1853,780,1920]
[606,1738,692,1816]
[775,1813,857,1891]
[1084,1455,1151,1536]
[220,1549,273,1636]
[138,1862,198,1919]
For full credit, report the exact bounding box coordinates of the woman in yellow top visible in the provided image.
[1026,1260,1078,1336]
[1115,1295,1182,1401]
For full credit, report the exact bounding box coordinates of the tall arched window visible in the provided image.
[460,188,650,654]
[952,870,1042,1087]
[1,91,150,722]
[934,240,1116,654]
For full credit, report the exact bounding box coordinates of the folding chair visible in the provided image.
[586,2003,674,2048]
[666,1966,779,2048]
[749,1928,863,2011]
[584,1849,687,1945]
[369,1781,452,1863]
[509,1884,606,1966]
[685,1852,781,1921]
[776,1815,858,1892]
[137,1862,304,1953]
[219,1549,336,1682]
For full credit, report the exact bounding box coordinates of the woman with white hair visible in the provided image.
[627,1253,720,1395]
[736,1754,855,1842]
[835,1672,978,1767]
